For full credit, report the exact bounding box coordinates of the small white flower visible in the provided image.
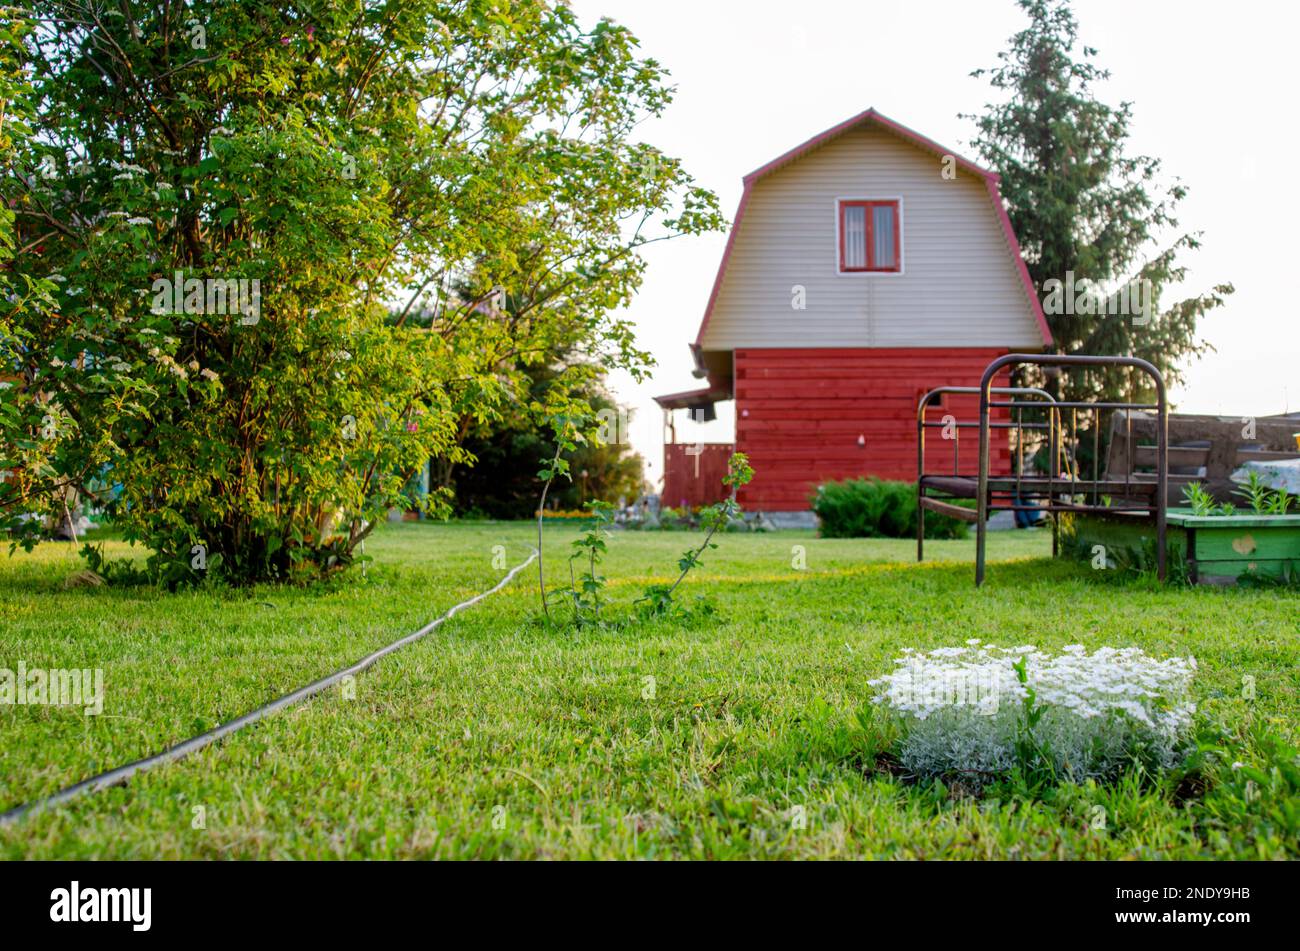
[869,644,1196,781]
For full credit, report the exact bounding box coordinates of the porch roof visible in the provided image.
[652,383,732,411]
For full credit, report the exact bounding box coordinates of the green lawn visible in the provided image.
[1,521,1297,859]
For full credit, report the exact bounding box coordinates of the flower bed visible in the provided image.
[869,643,1196,781]
[1061,475,1300,584]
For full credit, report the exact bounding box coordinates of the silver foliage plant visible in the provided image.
[869,643,1197,780]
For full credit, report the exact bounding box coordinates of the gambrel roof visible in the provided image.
[693,108,1052,349]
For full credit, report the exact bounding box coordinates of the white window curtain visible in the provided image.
[872,204,896,269]
[843,205,866,269]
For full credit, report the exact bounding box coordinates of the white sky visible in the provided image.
[570,0,1300,490]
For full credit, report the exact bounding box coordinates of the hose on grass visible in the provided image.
[0,547,538,827]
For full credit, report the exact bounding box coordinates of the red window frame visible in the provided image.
[838,199,901,273]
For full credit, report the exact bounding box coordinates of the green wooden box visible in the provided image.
[1061,508,1300,584]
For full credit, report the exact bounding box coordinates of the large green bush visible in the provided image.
[811,478,970,540]
[2,1,721,584]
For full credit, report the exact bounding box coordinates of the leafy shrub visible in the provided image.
[3,2,722,585]
[653,505,692,529]
[636,453,753,620]
[449,358,645,519]
[811,478,969,539]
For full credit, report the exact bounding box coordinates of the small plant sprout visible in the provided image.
[1266,485,1294,515]
[534,413,585,622]
[1234,471,1272,515]
[565,500,615,625]
[1180,474,1293,520]
[638,452,754,618]
[1181,481,1217,517]
[1232,470,1293,515]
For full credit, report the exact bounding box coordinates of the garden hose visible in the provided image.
[0,547,538,827]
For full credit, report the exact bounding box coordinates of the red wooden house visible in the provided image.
[655,108,1051,512]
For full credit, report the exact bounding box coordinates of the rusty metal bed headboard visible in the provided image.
[917,385,1059,563]
[973,353,1168,586]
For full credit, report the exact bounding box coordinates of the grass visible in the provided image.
[1,521,1297,859]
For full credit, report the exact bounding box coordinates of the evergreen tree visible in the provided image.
[966,0,1232,406]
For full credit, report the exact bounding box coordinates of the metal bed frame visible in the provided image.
[916,353,1169,586]
[917,384,1058,559]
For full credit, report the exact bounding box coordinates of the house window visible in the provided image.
[838,200,899,273]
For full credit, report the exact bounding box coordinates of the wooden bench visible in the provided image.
[1104,412,1300,506]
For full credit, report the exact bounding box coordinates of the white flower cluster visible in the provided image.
[869,642,1197,780]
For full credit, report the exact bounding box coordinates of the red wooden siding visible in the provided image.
[734,348,1013,510]
[661,443,735,510]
